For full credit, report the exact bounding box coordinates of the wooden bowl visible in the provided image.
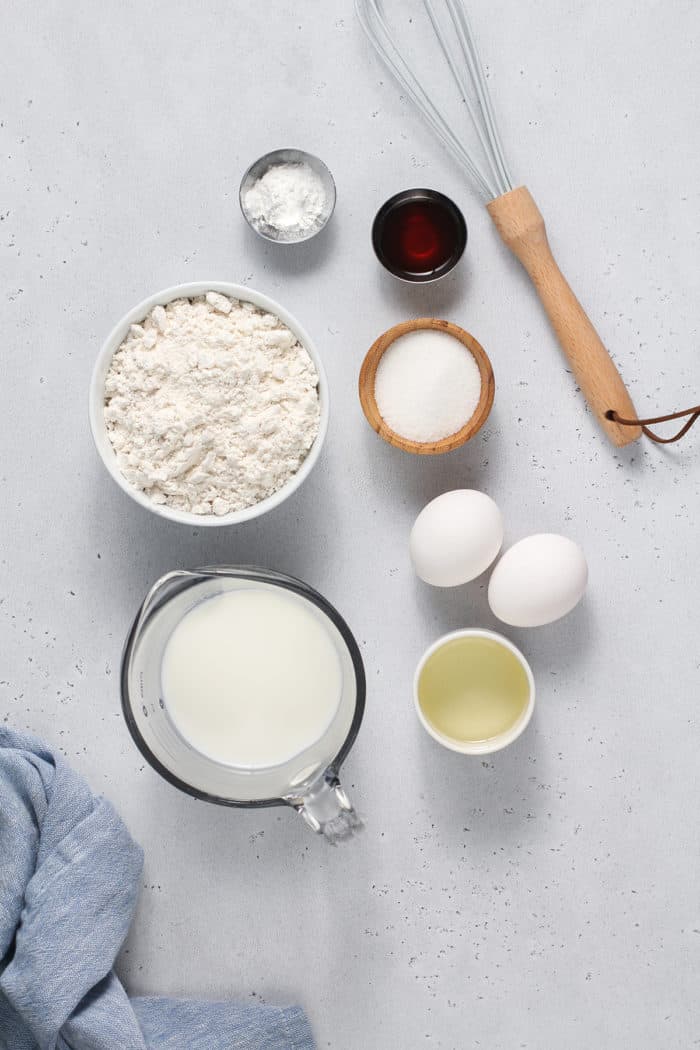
[358,318,495,455]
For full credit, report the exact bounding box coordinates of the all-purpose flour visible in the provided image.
[104,294,321,515]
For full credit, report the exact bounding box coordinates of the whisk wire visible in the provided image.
[356,0,496,200]
[422,0,504,197]
[355,0,513,201]
[447,0,513,194]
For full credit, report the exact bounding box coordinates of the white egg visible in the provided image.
[410,490,504,587]
[488,534,588,627]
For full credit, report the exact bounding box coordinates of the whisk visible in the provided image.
[356,0,642,447]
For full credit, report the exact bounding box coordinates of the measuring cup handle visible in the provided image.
[284,771,362,843]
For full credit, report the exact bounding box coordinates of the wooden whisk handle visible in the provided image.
[487,186,641,447]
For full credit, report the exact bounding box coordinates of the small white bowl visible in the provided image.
[413,629,535,755]
[89,281,329,527]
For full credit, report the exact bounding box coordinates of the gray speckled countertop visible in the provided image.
[2,2,699,1047]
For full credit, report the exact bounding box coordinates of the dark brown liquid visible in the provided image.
[379,199,462,277]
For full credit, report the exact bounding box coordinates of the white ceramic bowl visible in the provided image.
[89,281,329,527]
[413,629,535,755]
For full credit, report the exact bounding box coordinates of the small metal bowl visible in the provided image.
[239,148,336,244]
[372,188,467,283]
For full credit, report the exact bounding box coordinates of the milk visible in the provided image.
[160,587,342,769]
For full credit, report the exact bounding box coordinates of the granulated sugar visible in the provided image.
[374,329,482,443]
[103,294,321,516]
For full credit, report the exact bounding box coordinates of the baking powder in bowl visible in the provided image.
[243,162,327,239]
[103,293,320,516]
[374,328,482,443]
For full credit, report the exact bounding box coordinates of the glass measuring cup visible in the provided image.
[121,567,365,840]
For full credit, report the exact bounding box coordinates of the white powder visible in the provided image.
[243,162,327,239]
[103,294,321,516]
[374,329,482,443]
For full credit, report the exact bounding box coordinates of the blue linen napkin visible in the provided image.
[0,728,315,1050]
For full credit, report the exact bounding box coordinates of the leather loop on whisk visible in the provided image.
[605,405,700,444]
